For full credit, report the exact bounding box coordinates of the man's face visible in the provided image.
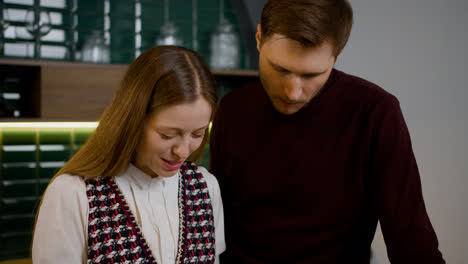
[256,29,337,115]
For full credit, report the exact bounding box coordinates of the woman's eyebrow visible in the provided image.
[157,125,209,132]
[193,125,209,131]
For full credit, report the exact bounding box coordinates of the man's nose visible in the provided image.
[284,76,302,101]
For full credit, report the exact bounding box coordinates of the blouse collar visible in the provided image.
[125,163,179,190]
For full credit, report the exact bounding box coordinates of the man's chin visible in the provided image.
[284,110,301,115]
[273,101,303,115]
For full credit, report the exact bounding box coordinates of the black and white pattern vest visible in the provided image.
[85,162,216,264]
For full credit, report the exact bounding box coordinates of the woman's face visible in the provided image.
[134,97,212,177]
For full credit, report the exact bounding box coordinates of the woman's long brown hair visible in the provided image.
[32,46,217,250]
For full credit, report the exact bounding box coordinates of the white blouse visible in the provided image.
[32,164,225,264]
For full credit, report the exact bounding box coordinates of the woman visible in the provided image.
[32,46,225,264]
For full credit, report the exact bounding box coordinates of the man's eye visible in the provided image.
[303,73,319,79]
[273,66,289,73]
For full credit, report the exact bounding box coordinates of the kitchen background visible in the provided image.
[0,0,467,263]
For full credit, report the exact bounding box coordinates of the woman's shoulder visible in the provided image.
[195,165,216,181]
[40,174,89,214]
[194,165,220,190]
[194,165,222,204]
[45,174,86,197]
[51,173,85,185]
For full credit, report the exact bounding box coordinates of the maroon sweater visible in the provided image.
[209,69,444,263]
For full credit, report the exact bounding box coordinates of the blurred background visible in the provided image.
[337,0,467,263]
[0,0,466,263]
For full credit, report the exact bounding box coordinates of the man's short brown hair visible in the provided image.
[260,0,353,57]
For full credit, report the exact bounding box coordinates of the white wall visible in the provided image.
[336,0,468,263]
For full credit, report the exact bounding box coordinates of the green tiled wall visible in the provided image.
[0,127,94,261]
[0,126,212,261]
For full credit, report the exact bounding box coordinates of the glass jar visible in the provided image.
[209,19,240,70]
[82,30,110,63]
[155,22,183,46]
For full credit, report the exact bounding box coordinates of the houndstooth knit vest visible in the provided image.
[85,162,216,264]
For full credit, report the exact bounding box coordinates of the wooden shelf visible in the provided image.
[0,58,258,122]
[211,69,258,77]
[0,58,258,77]
[0,58,128,69]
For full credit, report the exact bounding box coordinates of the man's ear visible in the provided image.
[334,49,343,62]
[255,24,262,51]
[337,49,343,59]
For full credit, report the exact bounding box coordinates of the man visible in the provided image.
[209,0,445,263]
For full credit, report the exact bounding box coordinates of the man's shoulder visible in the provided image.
[335,69,396,105]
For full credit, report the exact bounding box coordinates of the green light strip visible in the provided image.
[0,122,99,128]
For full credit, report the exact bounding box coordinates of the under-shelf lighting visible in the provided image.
[0,122,99,128]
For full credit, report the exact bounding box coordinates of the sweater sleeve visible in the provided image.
[368,95,445,263]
